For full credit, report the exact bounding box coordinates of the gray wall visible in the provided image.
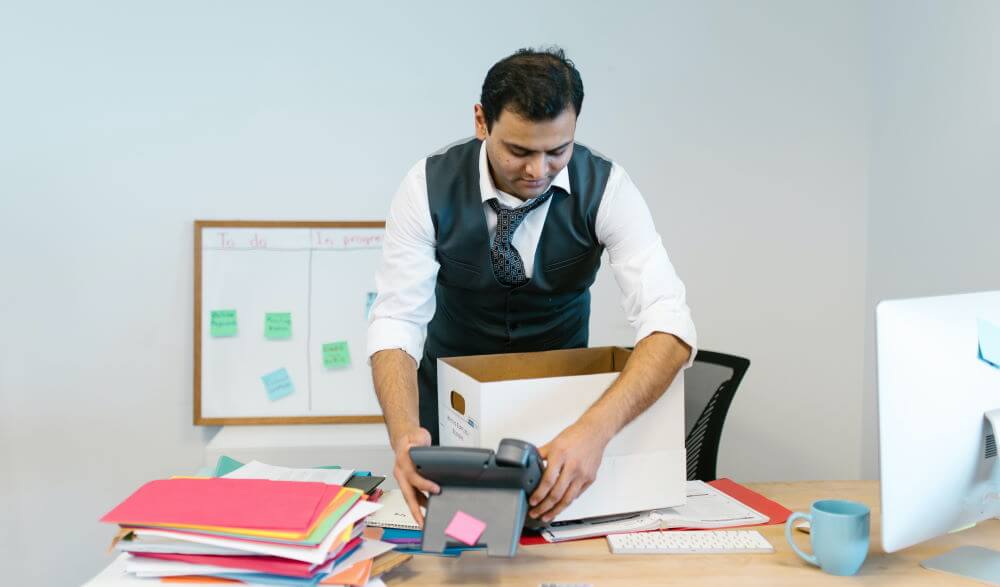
[861,0,1000,478]
[9,0,992,584]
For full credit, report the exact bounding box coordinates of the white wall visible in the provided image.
[583,2,870,483]
[0,1,872,584]
[861,0,1000,478]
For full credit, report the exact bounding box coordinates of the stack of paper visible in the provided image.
[540,480,770,543]
[100,477,394,585]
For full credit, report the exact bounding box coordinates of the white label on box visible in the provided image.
[444,408,478,445]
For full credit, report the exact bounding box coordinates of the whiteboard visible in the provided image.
[194,221,386,425]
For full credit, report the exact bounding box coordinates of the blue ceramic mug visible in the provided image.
[785,499,870,576]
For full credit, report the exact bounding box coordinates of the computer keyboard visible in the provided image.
[607,530,774,554]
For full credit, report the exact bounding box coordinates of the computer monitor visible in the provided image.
[877,290,1000,579]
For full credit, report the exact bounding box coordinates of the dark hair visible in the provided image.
[480,47,584,131]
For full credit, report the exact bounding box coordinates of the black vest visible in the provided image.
[417,138,612,443]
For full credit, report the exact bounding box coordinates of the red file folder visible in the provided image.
[707,478,791,526]
[520,478,792,545]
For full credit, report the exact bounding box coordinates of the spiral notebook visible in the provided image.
[367,489,421,530]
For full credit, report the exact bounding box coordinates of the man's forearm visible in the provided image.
[371,349,421,449]
[578,332,691,442]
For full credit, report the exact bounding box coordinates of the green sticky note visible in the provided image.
[265,312,292,340]
[323,341,351,369]
[210,310,238,337]
[213,455,245,477]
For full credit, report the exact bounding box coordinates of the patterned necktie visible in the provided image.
[488,191,553,287]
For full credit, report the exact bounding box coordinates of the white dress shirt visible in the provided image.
[367,141,697,364]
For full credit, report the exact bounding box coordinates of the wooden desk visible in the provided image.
[85,481,1000,586]
[382,480,1000,586]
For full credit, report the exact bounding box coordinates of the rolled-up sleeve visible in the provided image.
[597,164,698,366]
[366,160,439,364]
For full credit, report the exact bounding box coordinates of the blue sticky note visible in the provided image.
[262,368,295,401]
[365,291,377,320]
[979,318,1000,369]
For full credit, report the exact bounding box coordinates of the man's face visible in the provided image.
[474,105,576,201]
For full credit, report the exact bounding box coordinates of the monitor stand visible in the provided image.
[922,546,1000,584]
[921,409,1000,583]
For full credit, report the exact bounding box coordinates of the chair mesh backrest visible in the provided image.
[683,351,750,481]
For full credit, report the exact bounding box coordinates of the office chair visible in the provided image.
[683,350,750,481]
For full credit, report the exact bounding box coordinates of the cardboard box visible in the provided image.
[437,346,686,522]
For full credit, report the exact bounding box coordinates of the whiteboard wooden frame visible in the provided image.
[194,220,387,425]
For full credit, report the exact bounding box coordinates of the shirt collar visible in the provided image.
[478,140,572,204]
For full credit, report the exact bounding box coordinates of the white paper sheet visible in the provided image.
[85,553,392,587]
[222,460,354,485]
[654,480,769,528]
[116,534,253,556]
[126,558,241,578]
[542,480,769,542]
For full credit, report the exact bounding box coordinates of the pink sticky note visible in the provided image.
[444,510,487,546]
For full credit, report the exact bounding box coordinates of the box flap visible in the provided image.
[440,347,632,383]
[611,346,631,372]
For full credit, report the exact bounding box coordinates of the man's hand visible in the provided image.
[392,427,440,528]
[526,333,689,523]
[528,420,612,523]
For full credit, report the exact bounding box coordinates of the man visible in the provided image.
[367,47,696,526]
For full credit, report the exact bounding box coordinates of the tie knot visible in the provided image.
[488,190,552,217]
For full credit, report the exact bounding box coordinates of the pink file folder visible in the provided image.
[100,478,339,532]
